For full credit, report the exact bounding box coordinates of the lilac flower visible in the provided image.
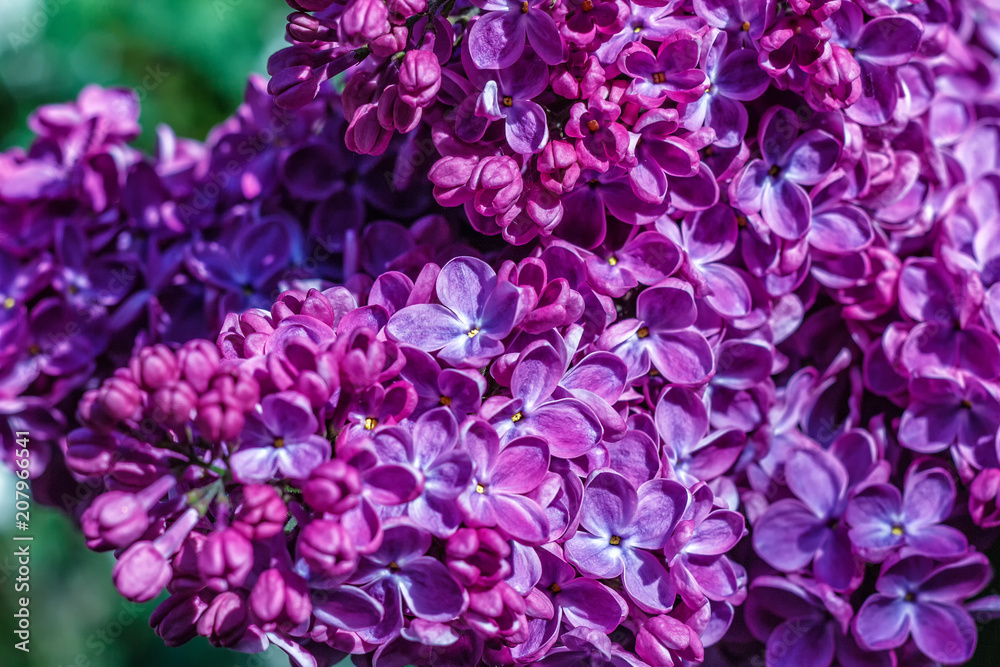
[674,204,753,318]
[618,32,708,107]
[730,107,841,240]
[897,375,1000,467]
[486,341,603,458]
[830,3,923,126]
[399,346,487,416]
[846,464,967,561]
[752,446,859,591]
[594,1,687,64]
[350,523,468,643]
[853,553,991,664]
[564,470,688,613]
[474,56,551,155]
[468,0,567,69]
[655,387,745,485]
[597,284,715,384]
[230,391,332,483]
[679,30,772,147]
[371,408,474,537]
[386,257,524,368]
[459,421,550,544]
[693,0,775,42]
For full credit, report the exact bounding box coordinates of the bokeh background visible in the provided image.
[1,0,999,665]
[0,0,296,664]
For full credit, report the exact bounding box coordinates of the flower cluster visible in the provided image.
[0,76,457,503]
[269,0,945,248]
[68,254,751,666]
[6,0,1000,664]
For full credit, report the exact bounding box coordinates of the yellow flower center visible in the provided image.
[581,0,594,10]
[586,119,600,133]
[273,437,285,448]
[549,582,562,593]
[608,256,618,266]
[511,411,524,423]
[440,395,452,406]
[521,1,529,11]
[891,524,904,537]
[741,21,751,31]
[364,417,379,430]
[651,72,666,85]
[3,297,14,309]
[467,327,480,338]
[961,399,973,409]
[502,96,514,107]
[609,535,622,546]
[636,327,650,339]
[476,484,486,494]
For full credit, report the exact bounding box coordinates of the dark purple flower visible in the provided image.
[853,553,991,664]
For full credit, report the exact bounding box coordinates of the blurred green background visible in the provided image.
[0,0,289,151]
[0,0,298,664]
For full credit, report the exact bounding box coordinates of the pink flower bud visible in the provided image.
[446,527,511,587]
[303,460,362,514]
[970,468,1000,527]
[339,0,389,46]
[370,27,409,57]
[398,50,441,108]
[113,541,173,602]
[199,528,255,590]
[298,519,358,577]
[151,592,209,647]
[152,381,198,424]
[345,103,393,156]
[177,339,220,393]
[130,344,179,391]
[234,485,288,540]
[197,591,250,647]
[635,615,704,667]
[250,569,312,631]
[269,65,324,110]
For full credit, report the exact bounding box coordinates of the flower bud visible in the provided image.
[130,344,179,391]
[269,65,324,110]
[152,381,199,424]
[234,485,288,540]
[113,541,173,602]
[177,339,220,393]
[339,0,389,46]
[398,50,441,109]
[303,460,362,514]
[151,592,209,647]
[298,519,358,577]
[635,615,704,667]
[198,591,251,647]
[970,468,1000,528]
[250,569,312,631]
[446,528,511,587]
[199,528,255,590]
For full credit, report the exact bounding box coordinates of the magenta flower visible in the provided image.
[459,420,551,544]
[486,341,603,458]
[618,32,708,107]
[564,470,688,613]
[229,391,332,483]
[474,56,551,155]
[350,523,468,643]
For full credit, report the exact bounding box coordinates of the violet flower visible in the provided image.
[564,470,688,613]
